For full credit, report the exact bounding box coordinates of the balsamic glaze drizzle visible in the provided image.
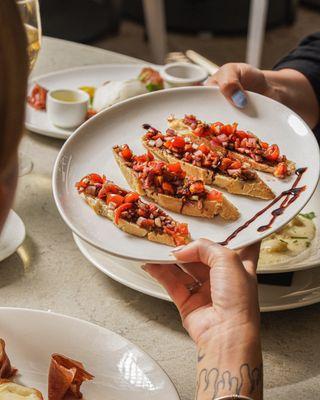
[219,167,307,246]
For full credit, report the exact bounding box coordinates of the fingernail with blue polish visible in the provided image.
[231,90,247,108]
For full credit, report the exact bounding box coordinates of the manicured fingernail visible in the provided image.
[171,245,185,254]
[231,90,247,108]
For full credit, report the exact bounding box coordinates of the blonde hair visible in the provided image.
[0,0,28,172]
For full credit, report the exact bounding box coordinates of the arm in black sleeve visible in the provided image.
[273,32,320,107]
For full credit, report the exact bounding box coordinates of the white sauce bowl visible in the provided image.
[162,62,208,87]
[47,89,89,129]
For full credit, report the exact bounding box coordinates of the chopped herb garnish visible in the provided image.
[306,241,311,248]
[291,236,308,239]
[300,211,316,220]
[279,239,288,244]
[293,240,298,244]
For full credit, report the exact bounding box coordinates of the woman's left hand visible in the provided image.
[143,239,260,345]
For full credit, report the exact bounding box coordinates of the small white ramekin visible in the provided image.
[162,62,208,87]
[47,89,89,129]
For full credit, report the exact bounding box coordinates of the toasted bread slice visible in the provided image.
[141,136,275,200]
[168,116,296,176]
[82,194,181,246]
[0,381,43,400]
[76,176,190,246]
[113,148,239,221]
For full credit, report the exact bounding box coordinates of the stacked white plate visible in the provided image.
[28,65,320,311]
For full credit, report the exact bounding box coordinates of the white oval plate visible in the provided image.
[0,307,179,400]
[53,87,320,263]
[26,64,154,139]
[0,210,26,262]
[73,234,320,312]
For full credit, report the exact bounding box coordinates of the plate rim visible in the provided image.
[26,63,159,140]
[52,86,320,262]
[0,306,180,400]
[73,233,320,313]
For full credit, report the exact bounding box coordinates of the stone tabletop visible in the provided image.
[2,37,320,400]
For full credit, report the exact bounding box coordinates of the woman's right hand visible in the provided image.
[206,62,282,109]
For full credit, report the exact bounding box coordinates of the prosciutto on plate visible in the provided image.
[48,354,94,400]
[0,339,17,379]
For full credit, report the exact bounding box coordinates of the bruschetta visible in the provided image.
[75,174,190,246]
[141,125,275,200]
[168,114,295,178]
[113,144,239,221]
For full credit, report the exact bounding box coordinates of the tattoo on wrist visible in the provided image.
[196,356,262,399]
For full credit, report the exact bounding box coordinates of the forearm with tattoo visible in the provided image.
[196,340,263,400]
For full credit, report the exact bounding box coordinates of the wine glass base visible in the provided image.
[18,152,33,177]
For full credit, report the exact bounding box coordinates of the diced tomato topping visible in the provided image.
[194,125,210,137]
[149,160,165,174]
[167,162,184,175]
[220,123,237,135]
[264,144,280,161]
[150,133,164,141]
[134,151,154,163]
[260,141,269,149]
[274,162,287,178]
[86,108,97,120]
[229,160,242,169]
[137,208,147,217]
[87,173,105,184]
[210,122,223,134]
[162,181,174,194]
[98,183,120,198]
[207,189,223,202]
[27,84,48,110]
[170,136,186,148]
[210,137,222,147]
[124,192,140,203]
[106,193,124,207]
[189,181,205,194]
[75,180,87,190]
[140,218,155,228]
[235,130,253,139]
[120,145,133,161]
[198,143,210,155]
[114,203,132,224]
[219,158,233,171]
[177,223,189,235]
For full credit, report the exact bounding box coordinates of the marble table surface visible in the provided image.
[2,36,320,399]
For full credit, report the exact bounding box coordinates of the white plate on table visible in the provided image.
[0,210,25,263]
[73,234,320,312]
[26,64,157,140]
[53,86,320,263]
[0,307,179,400]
